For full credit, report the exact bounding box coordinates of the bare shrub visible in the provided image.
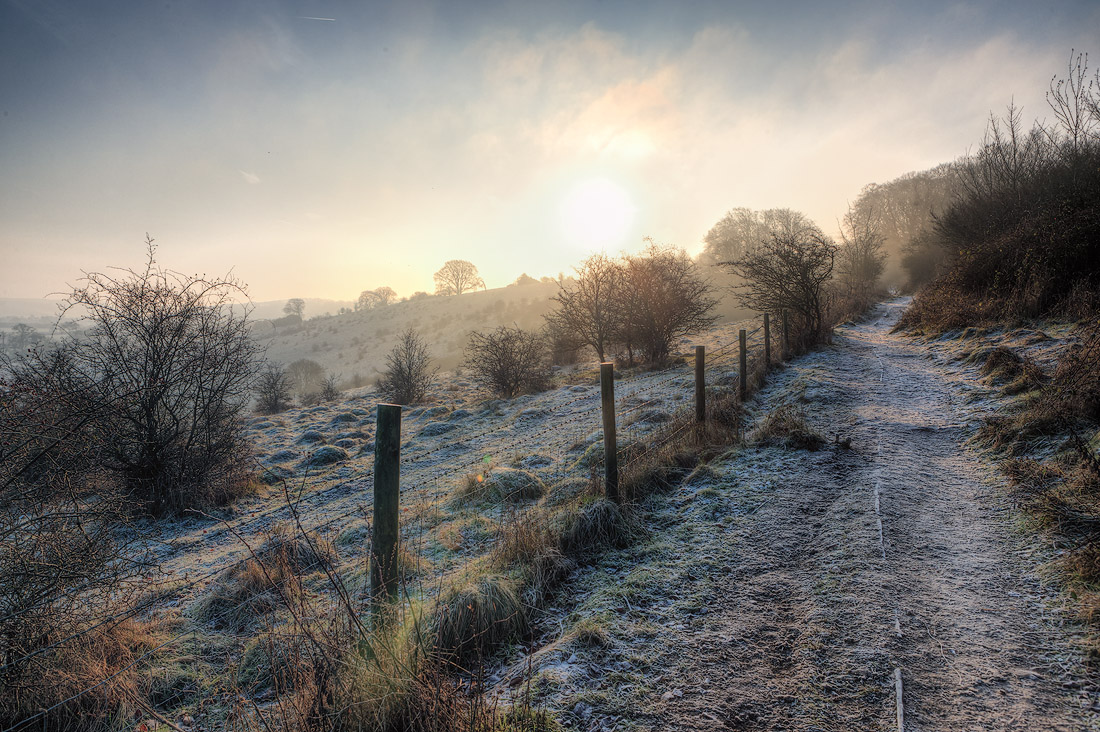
[11,238,260,516]
[905,56,1100,328]
[320,372,342,402]
[378,328,437,405]
[256,363,294,414]
[463,326,550,398]
[0,346,155,727]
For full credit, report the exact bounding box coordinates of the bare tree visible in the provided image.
[545,253,622,362]
[699,208,819,266]
[620,244,719,362]
[283,298,305,319]
[724,226,837,344]
[378,328,437,404]
[836,204,886,297]
[356,286,398,311]
[10,323,37,351]
[434,260,485,296]
[1047,50,1098,164]
[255,363,294,414]
[464,326,550,398]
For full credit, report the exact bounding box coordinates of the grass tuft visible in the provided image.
[751,403,825,451]
[434,575,528,668]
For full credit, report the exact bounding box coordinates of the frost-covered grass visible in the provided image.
[89,316,768,727]
[907,315,1100,653]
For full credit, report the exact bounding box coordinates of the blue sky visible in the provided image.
[2,0,1098,300]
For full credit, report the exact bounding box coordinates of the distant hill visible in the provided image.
[255,280,755,388]
[0,297,66,321]
[255,282,562,383]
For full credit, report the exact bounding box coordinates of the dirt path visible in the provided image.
[528,299,1096,731]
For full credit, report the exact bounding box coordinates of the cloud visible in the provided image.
[240,170,261,185]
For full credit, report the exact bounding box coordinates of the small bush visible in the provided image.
[256,363,295,414]
[464,326,551,398]
[379,328,437,405]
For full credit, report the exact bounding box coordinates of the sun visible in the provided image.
[559,178,636,251]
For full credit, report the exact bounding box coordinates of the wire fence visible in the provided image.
[2,311,789,731]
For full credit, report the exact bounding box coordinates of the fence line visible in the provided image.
[5,312,795,727]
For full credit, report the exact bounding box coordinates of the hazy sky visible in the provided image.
[2,1,1097,302]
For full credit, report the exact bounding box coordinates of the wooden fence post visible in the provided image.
[695,346,705,423]
[739,329,748,400]
[782,309,790,360]
[371,403,401,618]
[763,313,771,369]
[600,362,619,503]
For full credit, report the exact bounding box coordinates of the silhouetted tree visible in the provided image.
[10,323,37,351]
[699,208,818,266]
[836,204,887,297]
[287,358,325,400]
[434,260,485,296]
[283,298,305,318]
[356,286,398,311]
[620,244,720,362]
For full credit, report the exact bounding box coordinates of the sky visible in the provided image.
[1,1,1098,302]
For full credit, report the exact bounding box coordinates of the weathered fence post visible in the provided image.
[695,346,706,424]
[371,403,401,618]
[782,309,790,360]
[739,329,748,400]
[600,362,619,503]
[763,313,771,368]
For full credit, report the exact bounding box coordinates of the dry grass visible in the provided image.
[0,616,165,731]
[990,327,1100,653]
[751,403,825,451]
[192,522,336,632]
[457,467,547,504]
[433,574,528,669]
[559,498,639,557]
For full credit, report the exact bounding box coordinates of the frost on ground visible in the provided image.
[498,298,1098,731]
[126,320,758,656]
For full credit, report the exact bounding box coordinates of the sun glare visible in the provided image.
[559,178,636,251]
